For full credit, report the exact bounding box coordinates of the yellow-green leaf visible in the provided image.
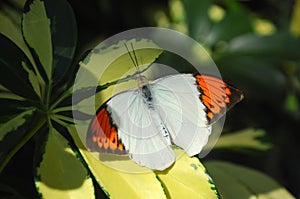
[75,38,163,113]
[67,125,167,199]
[35,128,94,199]
[22,0,53,80]
[204,161,296,199]
[22,61,42,98]
[209,128,272,151]
[155,149,219,199]
[290,0,300,36]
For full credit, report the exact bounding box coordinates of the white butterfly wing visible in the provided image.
[151,74,212,156]
[107,90,175,170]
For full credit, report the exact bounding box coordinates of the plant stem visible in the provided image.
[49,87,73,111]
[52,114,74,123]
[52,106,73,113]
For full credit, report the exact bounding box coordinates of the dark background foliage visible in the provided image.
[0,0,299,198]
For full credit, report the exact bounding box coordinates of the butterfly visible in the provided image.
[86,46,243,171]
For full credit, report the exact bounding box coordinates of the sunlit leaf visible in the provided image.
[74,38,163,114]
[35,127,95,199]
[290,0,300,36]
[155,149,219,199]
[67,125,167,199]
[204,161,296,199]
[252,18,276,36]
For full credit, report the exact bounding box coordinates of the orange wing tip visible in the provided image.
[194,74,243,124]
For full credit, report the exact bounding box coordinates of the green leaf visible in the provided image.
[0,99,30,122]
[222,33,300,61]
[22,61,42,98]
[0,34,39,100]
[0,108,35,141]
[204,161,296,199]
[290,0,300,36]
[67,125,167,199]
[42,0,77,82]
[35,127,95,199]
[0,0,33,62]
[181,0,212,41]
[74,38,163,113]
[0,91,25,101]
[205,0,252,46]
[0,113,44,173]
[207,128,272,152]
[155,149,219,199]
[69,122,220,198]
[22,0,53,81]
[216,56,286,103]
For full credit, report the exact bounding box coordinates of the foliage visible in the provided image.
[0,0,299,198]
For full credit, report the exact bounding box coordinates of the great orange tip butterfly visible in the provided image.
[86,43,243,170]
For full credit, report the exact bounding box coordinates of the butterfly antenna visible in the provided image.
[130,42,140,71]
[124,43,138,68]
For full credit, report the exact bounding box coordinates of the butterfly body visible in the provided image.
[87,73,243,170]
[137,75,172,145]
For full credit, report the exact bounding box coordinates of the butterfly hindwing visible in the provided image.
[87,89,175,170]
[87,102,126,154]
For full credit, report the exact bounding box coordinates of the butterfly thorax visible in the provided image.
[136,75,148,88]
[136,76,154,109]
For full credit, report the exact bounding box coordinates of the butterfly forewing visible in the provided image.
[152,74,212,156]
[195,75,244,124]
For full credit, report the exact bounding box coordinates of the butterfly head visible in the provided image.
[136,75,149,89]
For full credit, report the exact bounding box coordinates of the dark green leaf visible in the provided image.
[181,0,212,41]
[216,57,286,102]
[0,111,42,172]
[43,0,77,83]
[0,99,31,121]
[206,1,253,46]
[0,34,39,100]
[222,33,300,61]
[0,108,35,141]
